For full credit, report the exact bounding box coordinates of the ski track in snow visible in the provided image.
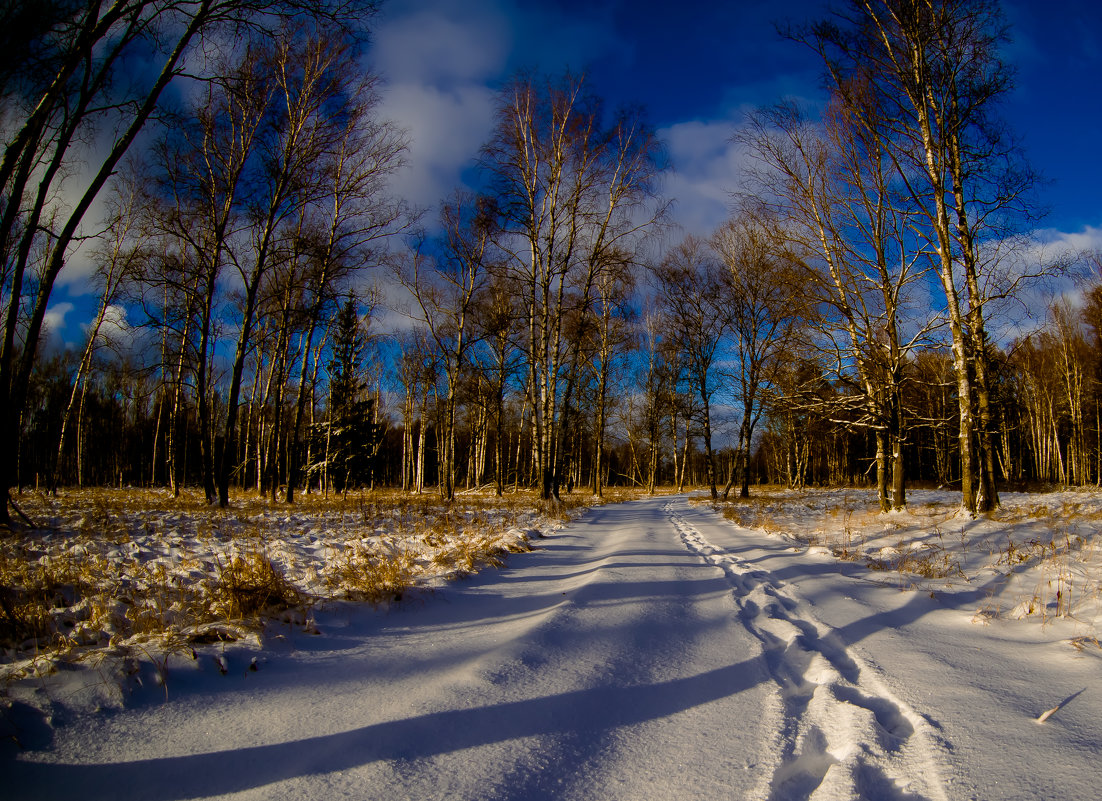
[6,494,983,801]
[665,499,949,801]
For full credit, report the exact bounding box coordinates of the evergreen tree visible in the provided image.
[308,294,383,493]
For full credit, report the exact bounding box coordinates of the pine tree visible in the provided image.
[307,295,382,493]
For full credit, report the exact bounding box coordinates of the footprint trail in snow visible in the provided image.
[665,499,949,801]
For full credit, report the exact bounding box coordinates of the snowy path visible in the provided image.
[666,501,946,800]
[6,495,1099,799]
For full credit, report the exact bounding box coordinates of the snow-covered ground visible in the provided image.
[0,487,550,657]
[716,487,1102,632]
[4,489,1101,799]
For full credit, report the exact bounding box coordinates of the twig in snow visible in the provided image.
[1036,688,1085,724]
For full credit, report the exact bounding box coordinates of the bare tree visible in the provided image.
[796,0,1039,513]
[140,23,405,506]
[482,72,664,500]
[653,236,726,499]
[469,276,522,496]
[216,31,356,506]
[146,44,272,501]
[50,186,143,492]
[587,258,634,498]
[397,195,493,501]
[712,212,805,500]
[282,74,409,503]
[0,0,375,520]
[635,305,681,493]
[396,332,439,495]
[742,94,936,511]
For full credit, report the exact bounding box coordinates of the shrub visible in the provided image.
[327,546,416,604]
[210,551,302,619]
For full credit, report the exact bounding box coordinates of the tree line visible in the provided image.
[2,0,1096,522]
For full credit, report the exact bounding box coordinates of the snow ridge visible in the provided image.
[665,500,949,801]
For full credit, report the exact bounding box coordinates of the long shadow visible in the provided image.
[503,561,695,584]
[8,652,771,800]
[6,495,981,799]
[682,501,1017,621]
[6,578,951,801]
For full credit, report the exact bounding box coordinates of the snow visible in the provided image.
[4,489,1102,800]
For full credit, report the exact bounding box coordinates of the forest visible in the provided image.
[2,0,1099,524]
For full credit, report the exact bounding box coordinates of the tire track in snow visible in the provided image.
[665,500,949,801]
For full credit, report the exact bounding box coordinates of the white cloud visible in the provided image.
[91,304,130,347]
[44,302,75,336]
[368,1,512,215]
[1031,224,1102,259]
[56,236,103,293]
[369,0,621,218]
[962,224,1102,345]
[376,82,497,211]
[657,115,759,237]
[371,6,511,86]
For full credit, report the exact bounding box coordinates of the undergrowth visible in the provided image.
[0,486,579,663]
[865,545,965,579]
[211,551,303,620]
[327,545,417,604]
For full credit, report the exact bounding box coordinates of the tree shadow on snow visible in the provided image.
[8,649,771,800]
[6,496,982,799]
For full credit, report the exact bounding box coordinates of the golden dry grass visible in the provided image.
[326,545,418,605]
[865,545,964,579]
[0,484,624,660]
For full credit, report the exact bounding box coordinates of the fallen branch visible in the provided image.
[6,492,39,528]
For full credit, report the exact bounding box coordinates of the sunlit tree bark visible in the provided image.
[799,0,1038,513]
[482,72,664,500]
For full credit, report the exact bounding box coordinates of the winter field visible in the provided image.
[3,486,1102,800]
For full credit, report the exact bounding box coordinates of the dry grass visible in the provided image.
[992,527,1090,621]
[709,489,1102,627]
[1071,635,1101,651]
[0,544,73,643]
[866,544,964,579]
[998,532,1084,568]
[0,485,604,662]
[327,545,418,605]
[432,529,532,575]
[713,492,790,535]
[211,551,303,619]
[0,540,300,653]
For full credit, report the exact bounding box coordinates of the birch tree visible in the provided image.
[481,72,664,500]
[743,95,933,511]
[799,0,1038,513]
[712,213,805,500]
[653,236,726,499]
[0,0,374,521]
[397,195,493,501]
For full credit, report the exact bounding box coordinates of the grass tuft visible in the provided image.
[866,545,964,579]
[210,551,302,620]
[327,545,416,604]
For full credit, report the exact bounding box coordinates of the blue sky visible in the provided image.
[368,0,1102,244]
[44,0,1102,343]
